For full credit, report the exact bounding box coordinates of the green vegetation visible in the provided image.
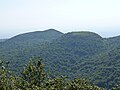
[0,29,120,89]
[0,58,105,90]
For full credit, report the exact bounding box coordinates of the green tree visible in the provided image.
[21,57,46,89]
[0,60,18,90]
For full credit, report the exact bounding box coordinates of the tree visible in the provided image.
[0,60,18,90]
[21,57,46,89]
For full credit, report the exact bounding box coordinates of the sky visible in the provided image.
[0,0,120,38]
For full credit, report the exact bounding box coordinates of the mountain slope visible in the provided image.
[0,30,120,89]
[8,29,63,42]
[0,29,64,72]
[0,29,63,51]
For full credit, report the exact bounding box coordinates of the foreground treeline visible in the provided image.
[0,57,119,90]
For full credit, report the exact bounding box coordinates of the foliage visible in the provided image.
[0,58,105,90]
[0,60,20,90]
[0,29,120,89]
[21,57,46,89]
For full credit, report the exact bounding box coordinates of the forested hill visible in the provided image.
[0,29,63,50]
[0,29,120,89]
[6,29,63,43]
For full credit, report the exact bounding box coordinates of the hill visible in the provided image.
[0,29,63,52]
[8,29,63,42]
[0,29,64,72]
[0,29,120,89]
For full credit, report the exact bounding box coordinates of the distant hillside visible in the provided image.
[107,35,120,48]
[0,29,63,50]
[8,29,63,42]
[0,39,7,42]
[0,29,64,71]
[0,29,120,89]
[3,29,63,47]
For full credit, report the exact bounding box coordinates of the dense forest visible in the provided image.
[0,29,120,89]
[0,57,119,90]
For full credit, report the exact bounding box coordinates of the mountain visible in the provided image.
[0,29,64,72]
[8,29,63,42]
[0,29,63,52]
[0,29,120,89]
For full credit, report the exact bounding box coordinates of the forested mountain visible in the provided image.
[0,29,120,89]
[7,29,63,42]
[1,29,63,49]
[0,29,64,72]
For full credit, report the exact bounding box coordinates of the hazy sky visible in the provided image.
[0,0,120,38]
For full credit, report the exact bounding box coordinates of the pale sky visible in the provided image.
[0,0,120,38]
